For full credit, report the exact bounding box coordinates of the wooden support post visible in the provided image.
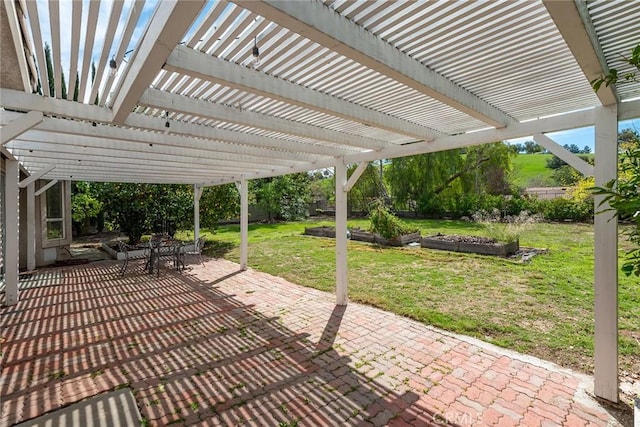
[240,177,248,271]
[26,183,36,271]
[4,159,20,305]
[335,157,348,306]
[593,105,618,402]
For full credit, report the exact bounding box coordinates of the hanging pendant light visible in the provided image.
[251,36,260,68]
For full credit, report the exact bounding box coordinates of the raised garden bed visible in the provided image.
[350,229,420,247]
[304,226,336,238]
[304,227,420,247]
[421,234,519,256]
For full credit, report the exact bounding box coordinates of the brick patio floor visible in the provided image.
[0,258,622,426]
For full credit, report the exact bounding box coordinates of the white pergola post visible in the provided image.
[593,105,619,402]
[4,159,20,306]
[335,157,348,306]
[239,176,248,271]
[26,183,36,271]
[193,184,203,245]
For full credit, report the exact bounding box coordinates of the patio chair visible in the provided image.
[117,241,130,276]
[183,237,205,266]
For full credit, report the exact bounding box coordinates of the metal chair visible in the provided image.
[117,241,130,275]
[183,237,205,266]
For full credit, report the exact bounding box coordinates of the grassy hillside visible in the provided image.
[510,153,554,188]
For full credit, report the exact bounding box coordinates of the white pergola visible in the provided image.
[1,0,639,403]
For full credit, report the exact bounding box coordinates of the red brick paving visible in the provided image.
[0,258,621,426]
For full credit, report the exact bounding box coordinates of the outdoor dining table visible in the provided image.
[147,237,184,276]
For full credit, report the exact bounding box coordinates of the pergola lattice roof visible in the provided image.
[1,0,639,184]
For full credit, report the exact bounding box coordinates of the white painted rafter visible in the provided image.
[4,0,32,92]
[1,89,113,122]
[542,0,618,106]
[34,117,328,162]
[24,1,48,96]
[100,0,146,107]
[66,0,82,101]
[533,133,594,177]
[18,163,55,188]
[88,0,124,106]
[138,88,382,152]
[238,1,515,129]
[344,161,368,192]
[11,131,309,168]
[111,0,206,122]
[34,179,59,196]
[165,45,443,141]
[1,111,44,145]
[206,108,598,186]
[77,0,100,102]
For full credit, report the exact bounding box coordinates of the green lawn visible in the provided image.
[179,218,639,376]
[511,153,554,187]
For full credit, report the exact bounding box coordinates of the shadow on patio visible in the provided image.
[1,258,621,426]
[1,260,447,426]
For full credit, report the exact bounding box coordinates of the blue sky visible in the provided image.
[506,118,640,151]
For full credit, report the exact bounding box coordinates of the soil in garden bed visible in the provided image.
[426,234,498,245]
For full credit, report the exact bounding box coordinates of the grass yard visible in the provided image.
[179,218,639,376]
[511,153,554,187]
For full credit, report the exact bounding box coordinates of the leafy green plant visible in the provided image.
[591,44,640,276]
[368,200,417,239]
[591,44,640,90]
[592,145,640,276]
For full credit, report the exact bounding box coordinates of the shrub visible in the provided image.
[368,200,417,239]
[537,197,593,222]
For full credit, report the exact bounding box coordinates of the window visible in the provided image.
[45,181,65,241]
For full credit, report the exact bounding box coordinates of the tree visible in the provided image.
[251,173,311,221]
[387,142,513,214]
[94,183,193,244]
[199,184,240,228]
[618,129,640,151]
[581,145,591,154]
[523,140,543,154]
[563,143,581,154]
[71,182,102,236]
[347,162,386,213]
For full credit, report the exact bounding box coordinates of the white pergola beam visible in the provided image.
[0,111,43,145]
[542,1,618,106]
[593,105,618,403]
[139,88,380,152]
[240,1,514,129]
[166,45,443,141]
[87,0,124,106]
[18,163,55,188]
[10,143,277,174]
[533,133,594,177]
[34,179,59,196]
[208,108,598,186]
[619,99,640,121]
[344,161,368,192]
[4,0,32,92]
[0,89,112,123]
[111,0,206,122]
[34,118,325,163]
